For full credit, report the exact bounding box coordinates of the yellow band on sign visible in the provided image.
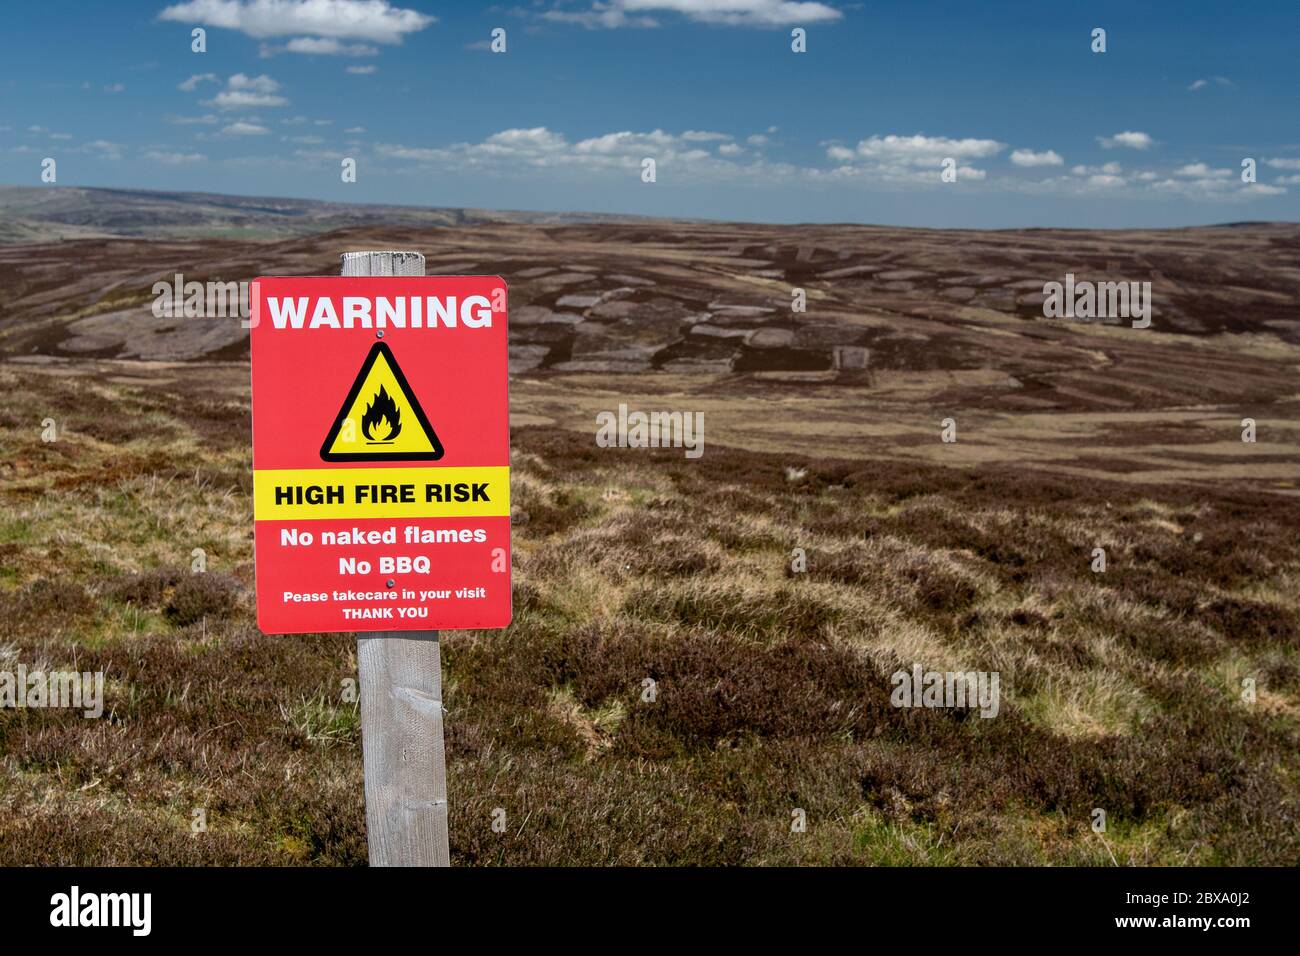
[253,466,510,521]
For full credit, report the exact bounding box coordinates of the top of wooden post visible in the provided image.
[340,251,426,277]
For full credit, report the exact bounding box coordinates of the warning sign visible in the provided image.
[320,342,444,461]
[249,275,511,634]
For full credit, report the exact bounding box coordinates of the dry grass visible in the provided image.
[0,362,1297,865]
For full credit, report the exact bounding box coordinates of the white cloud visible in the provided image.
[542,0,840,28]
[1188,76,1233,91]
[143,149,207,163]
[78,140,124,160]
[179,73,219,91]
[204,74,288,110]
[229,73,281,93]
[167,114,220,125]
[1098,130,1153,150]
[368,123,1287,203]
[376,126,784,182]
[222,121,270,135]
[1154,178,1284,200]
[1174,163,1231,178]
[542,5,658,28]
[344,126,366,133]
[846,133,1005,163]
[1265,158,1300,170]
[211,90,288,108]
[346,64,377,74]
[278,116,333,127]
[1010,148,1063,167]
[158,0,434,43]
[104,83,126,93]
[376,143,443,161]
[1072,162,1121,176]
[290,147,343,163]
[823,133,1002,184]
[288,37,377,54]
[376,124,1006,193]
[265,36,379,55]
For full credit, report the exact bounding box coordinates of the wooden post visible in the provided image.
[343,250,450,867]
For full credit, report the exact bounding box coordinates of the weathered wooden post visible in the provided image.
[252,253,508,865]
[342,250,450,867]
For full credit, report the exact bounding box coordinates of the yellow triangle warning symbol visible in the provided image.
[320,342,444,461]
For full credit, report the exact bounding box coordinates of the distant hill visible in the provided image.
[0,185,658,243]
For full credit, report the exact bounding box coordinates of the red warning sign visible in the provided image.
[250,275,511,634]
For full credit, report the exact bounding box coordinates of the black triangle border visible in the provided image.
[319,341,445,462]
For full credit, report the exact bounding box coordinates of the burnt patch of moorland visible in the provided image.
[3,214,1298,423]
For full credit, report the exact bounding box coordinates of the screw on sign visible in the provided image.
[249,251,511,866]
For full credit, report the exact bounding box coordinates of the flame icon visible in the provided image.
[321,343,444,462]
[361,384,402,442]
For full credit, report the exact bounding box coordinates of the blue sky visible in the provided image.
[1,0,1298,227]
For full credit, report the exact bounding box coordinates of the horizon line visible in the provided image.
[2,181,1297,234]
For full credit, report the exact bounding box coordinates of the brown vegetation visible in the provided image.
[0,354,1296,865]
